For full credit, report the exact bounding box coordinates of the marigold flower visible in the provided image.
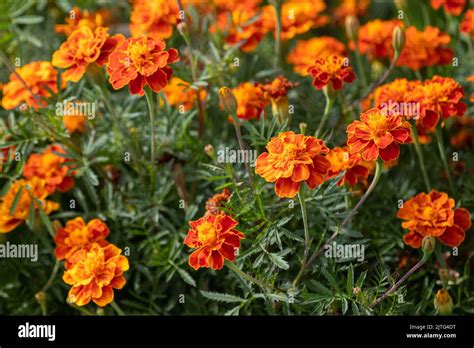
[460,9,474,39]
[227,82,268,121]
[255,131,330,198]
[397,190,471,248]
[308,55,355,90]
[63,115,88,134]
[129,0,180,40]
[357,19,401,60]
[326,146,371,187]
[184,214,244,270]
[412,76,466,131]
[430,0,465,16]
[205,189,232,216]
[23,144,75,194]
[334,0,370,22]
[54,217,110,261]
[287,37,347,76]
[107,36,179,96]
[2,61,65,110]
[347,107,413,162]
[52,26,125,83]
[260,76,297,123]
[262,0,329,41]
[55,6,111,36]
[63,243,129,307]
[163,77,206,111]
[0,177,59,233]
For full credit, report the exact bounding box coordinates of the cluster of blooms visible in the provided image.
[430,0,466,16]
[356,20,453,70]
[54,6,111,36]
[0,144,74,233]
[54,217,129,307]
[364,76,466,141]
[163,77,207,111]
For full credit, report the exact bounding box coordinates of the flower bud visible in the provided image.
[345,15,359,42]
[204,144,215,158]
[219,87,238,116]
[434,289,453,315]
[422,236,435,259]
[299,122,307,135]
[392,26,406,57]
[177,21,189,37]
[35,291,46,304]
[271,97,290,124]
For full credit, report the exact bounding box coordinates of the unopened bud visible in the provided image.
[434,289,453,315]
[392,26,406,57]
[219,87,238,116]
[345,15,359,42]
[299,122,307,135]
[204,144,215,158]
[177,22,189,37]
[35,291,46,304]
[422,236,435,260]
[271,97,290,124]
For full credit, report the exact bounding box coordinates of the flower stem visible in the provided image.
[412,126,431,192]
[292,189,311,288]
[144,88,156,192]
[370,257,426,308]
[229,111,253,185]
[435,127,455,196]
[315,92,334,137]
[305,158,383,269]
[353,43,368,90]
[270,0,282,70]
[40,260,60,293]
[111,301,126,316]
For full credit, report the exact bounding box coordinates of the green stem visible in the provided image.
[292,190,311,288]
[412,126,431,191]
[315,93,334,137]
[144,88,156,192]
[40,260,60,293]
[111,301,125,316]
[354,43,368,90]
[270,0,282,70]
[229,111,253,185]
[435,127,455,196]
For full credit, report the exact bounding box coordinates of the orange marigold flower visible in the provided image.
[255,131,330,198]
[0,177,59,233]
[184,214,244,270]
[412,76,466,131]
[129,0,180,40]
[398,190,471,248]
[54,217,110,261]
[63,243,129,307]
[430,0,465,16]
[163,77,206,111]
[461,9,474,39]
[107,36,179,96]
[23,144,75,194]
[347,107,413,162]
[63,115,88,134]
[228,82,268,121]
[52,26,125,83]
[334,0,370,22]
[55,6,111,36]
[287,37,347,76]
[262,0,329,41]
[308,55,355,90]
[214,0,262,12]
[259,76,297,123]
[357,19,401,60]
[2,61,65,110]
[396,26,453,70]
[205,189,232,216]
[326,146,371,187]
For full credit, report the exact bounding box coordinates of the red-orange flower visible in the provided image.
[129,0,180,40]
[63,243,129,307]
[205,189,232,216]
[334,0,370,22]
[412,76,466,131]
[228,82,268,121]
[347,107,413,162]
[259,76,297,122]
[430,0,465,16]
[163,77,206,111]
[23,144,75,194]
[362,78,419,114]
[460,9,474,39]
[255,131,330,198]
[107,36,179,96]
[287,37,347,76]
[357,19,401,60]
[326,146,371,187]
[2,61,65,110]
[54,217,110,261]
[308,55,355,90]
[398,190,471,248]
[0,177,59,233]
[184,214,244,270]
[63,115,88,134]
[52,26,125,83]
[55,6,111,36]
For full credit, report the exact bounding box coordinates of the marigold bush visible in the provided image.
[0,0,472,317]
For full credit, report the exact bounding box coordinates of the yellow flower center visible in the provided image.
[82,249,104,276]
[197,221,217,245]
[126,41,153,73]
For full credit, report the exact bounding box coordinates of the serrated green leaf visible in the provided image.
[347,264,354,297]
[268,252,289,270]
[200,291,244,303]
[322,268,341,294]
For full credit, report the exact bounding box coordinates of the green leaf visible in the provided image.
[321,268,341,294]
[356,270,367,288]
[268,252,289,270]
[175,266,196,287]
[346,264,354,297]
[9,185,24,216]
[200,291,244,303]
[37,202,54,237]
[12,15,43,24]
[341,298,348,314]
